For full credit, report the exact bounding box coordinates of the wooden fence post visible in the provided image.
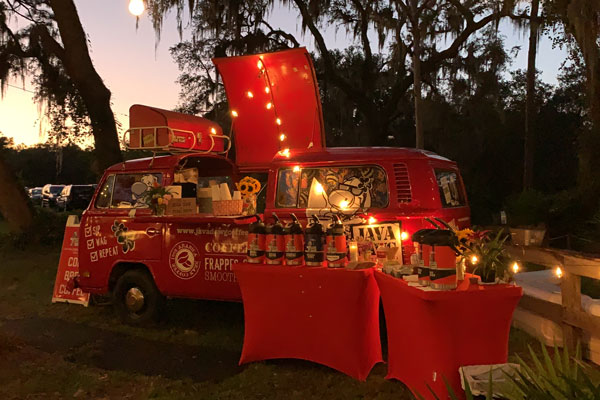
[561,267,583,352]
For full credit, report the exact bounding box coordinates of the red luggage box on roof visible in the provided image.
[125,104,229,153]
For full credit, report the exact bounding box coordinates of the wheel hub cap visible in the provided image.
[125,287,145,312]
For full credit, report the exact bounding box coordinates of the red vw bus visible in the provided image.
[75,48,470,324]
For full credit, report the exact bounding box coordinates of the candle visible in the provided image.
[349,241,358,262]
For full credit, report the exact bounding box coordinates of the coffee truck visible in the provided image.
[74,48,470,324]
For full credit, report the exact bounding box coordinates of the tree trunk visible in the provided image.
[48,0,122,172]
[0,154,32,233]
[410,0,424,149]
[523,0,539,191]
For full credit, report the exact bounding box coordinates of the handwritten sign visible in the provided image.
[52,215,90,306]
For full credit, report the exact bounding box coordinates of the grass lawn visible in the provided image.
[0,245,565,399]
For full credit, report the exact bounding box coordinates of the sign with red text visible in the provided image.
[52,215,90,306]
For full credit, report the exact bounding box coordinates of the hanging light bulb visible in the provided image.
[265,86,270,94]
[257,59,264,70]
[246,91,254,98]
[470,255,478,264]
[210,127,216,135]
[400,231,409,241]
[293,165,301,172]
[276,118,282,125]
[128,0,145,16]
[368,216,377,225]
[279,133,286,142]
[231,110,239,118]
[266,102,273,109]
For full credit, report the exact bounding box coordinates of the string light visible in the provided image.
[470,255,478,264]
[265,87,270,94]
[512,262,520,274]
[293,166,301,172]
[210,127,216,135]
[246,91,254,98]
[279,133,286,141]
[368,216,377,225]
[400,231,409,241]
[231,110,239,118]
[279,148,290,158]
[276,118,282,125]
[257,59,264,70]
[266,103,273,110]
[555,266,563,279]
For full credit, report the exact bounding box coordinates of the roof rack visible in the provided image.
[123,125,231,155]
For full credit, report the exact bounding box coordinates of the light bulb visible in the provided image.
[512,262,520,274]
[279,148,290,158]
[470,255,478,264]
[279,133,286,141]
[314,182,324,194]
[368,216,377,225]
[231,110,239,118]
[128,0,145,16]
[210,127,216,135]
[276,118,282,125]
[257,59,263,70]
[266,103,272,109]
[400,231,409,241]
[265,86,270,94]
[555,266,563,279]
[246,91,254,98]
[292,165,300,172]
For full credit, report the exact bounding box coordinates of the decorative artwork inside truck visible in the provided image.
[276,166,388,217]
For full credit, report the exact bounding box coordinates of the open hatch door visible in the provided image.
[213,48,326,169]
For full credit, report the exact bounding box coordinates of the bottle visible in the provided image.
[304,215,325,266]
[325,215,347,268]
[284,214,304,266]
[265,213,285,265]
[247,215,266,264]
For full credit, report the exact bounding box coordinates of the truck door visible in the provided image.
[81,173,164,288]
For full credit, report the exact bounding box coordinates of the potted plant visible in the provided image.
[143,183,172,216]
[456,229,511,284]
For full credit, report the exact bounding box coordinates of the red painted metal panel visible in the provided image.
[213,48,325,168]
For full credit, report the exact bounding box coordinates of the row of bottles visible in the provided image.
[247,214,347,267]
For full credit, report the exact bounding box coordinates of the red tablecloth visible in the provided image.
[234,263,383,381]
[375,271,522,399]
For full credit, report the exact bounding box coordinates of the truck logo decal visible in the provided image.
[169,241,201,280]
[111,221,135,253]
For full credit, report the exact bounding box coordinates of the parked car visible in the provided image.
[28,187,43,205]
[41,184,65,208]
[57,185,96,211]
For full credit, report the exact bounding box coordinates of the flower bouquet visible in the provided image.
[143,183,172,216]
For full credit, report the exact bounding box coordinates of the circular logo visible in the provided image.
[169,241,201,280]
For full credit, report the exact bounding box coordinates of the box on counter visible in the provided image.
[166,198,197,215]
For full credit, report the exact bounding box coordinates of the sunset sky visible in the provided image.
[0,1,567,147]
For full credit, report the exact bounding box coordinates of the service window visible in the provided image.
[435,170,466,207]
[276,166,388,211]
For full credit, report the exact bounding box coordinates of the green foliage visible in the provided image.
[505,190,551,227]
[503,343,600,399]
[0,207,72,250]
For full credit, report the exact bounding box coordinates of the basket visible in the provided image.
[212,200,243,216]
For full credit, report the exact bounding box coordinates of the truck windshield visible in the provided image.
[276,165,388,211]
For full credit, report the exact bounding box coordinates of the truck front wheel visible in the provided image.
[112,270,164,325]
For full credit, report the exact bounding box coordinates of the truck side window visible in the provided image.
[111,173,163,208]
[435,170,465,207]
[276,166,388,210]
[95,175,115,209]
